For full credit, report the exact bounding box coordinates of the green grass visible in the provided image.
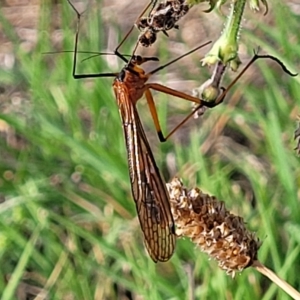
[0,0,299,299]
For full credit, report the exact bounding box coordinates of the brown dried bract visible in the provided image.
[136,0,189,47]
[167,177,261,277]
[294,118,300,155]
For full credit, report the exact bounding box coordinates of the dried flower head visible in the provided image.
[136,0,189,47]
[167,177,261,277]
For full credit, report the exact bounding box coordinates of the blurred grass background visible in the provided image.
[0,0,299,299]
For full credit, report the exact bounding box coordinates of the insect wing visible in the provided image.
[116,86,176,262]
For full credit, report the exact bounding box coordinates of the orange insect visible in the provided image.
[67,0,210,262]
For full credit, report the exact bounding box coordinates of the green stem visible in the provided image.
[224,0,246,44]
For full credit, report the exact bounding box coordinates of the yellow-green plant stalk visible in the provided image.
[202,0,246,70]
[189,0,269,102]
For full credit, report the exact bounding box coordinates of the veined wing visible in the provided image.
[116,83,176,262]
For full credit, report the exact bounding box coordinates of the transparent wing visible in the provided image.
[118,88,176,262]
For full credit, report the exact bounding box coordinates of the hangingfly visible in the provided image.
[67,0,212,262]
[113,56,176,261]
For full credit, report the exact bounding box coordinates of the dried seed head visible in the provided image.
[167,177,261,277]
[136,0,189,47]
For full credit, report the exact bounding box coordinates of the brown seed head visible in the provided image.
[167,177,261,277]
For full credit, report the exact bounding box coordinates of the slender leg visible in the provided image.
[144,83,221,142]
[67,0,118,79]
[143,52,296,142]
[115,0,156,58]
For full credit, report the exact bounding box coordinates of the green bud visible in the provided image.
[249,0,269,15]
[194,61,227,102]
[202,0,246,70]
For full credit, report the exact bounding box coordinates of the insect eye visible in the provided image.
[135,55,142,62]
[118,69,126,81]
[130,55,144,65]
